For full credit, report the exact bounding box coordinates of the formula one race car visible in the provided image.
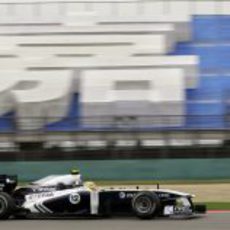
[0,174,206,220]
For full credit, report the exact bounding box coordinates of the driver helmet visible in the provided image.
[70,169,80,175]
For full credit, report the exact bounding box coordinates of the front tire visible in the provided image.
[132,192,160,219]
[0,192,16,219]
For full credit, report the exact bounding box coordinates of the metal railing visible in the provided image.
[0,114,229,133]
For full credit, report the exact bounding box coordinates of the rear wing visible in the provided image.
[0,175,18,194]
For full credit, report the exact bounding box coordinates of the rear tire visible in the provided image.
[0,192,16,219]
[132,192,160,219]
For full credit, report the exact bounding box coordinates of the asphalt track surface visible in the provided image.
[1,213,230,230]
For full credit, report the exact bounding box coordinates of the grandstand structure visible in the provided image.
[0,0,229,154]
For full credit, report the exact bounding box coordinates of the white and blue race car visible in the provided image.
[0,174,206,219]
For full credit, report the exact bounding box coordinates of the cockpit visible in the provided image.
[31,174,83,188]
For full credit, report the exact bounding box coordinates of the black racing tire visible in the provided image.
[132,191,160,219]
[0,192,16,220]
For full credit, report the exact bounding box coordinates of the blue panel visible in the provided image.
[186,76,229,101]
[186,89,223,101]
[0,112,14,132]
[186,102,225,129]
[219,29,230,41]
[186,102,225,115]
[192,15,230,42]
[46,94,80,131]
[170,42,194,55]
[186,116,225,129]
[192,16,221,41]
[215,46,230,69]
[195,46,221,71]
[173,44,230,71]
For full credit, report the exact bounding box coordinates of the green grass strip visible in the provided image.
[196,202,230,210]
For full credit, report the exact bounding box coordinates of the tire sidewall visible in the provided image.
[0,192,15,219]
[0,195,8,216]
[132,192,160,219]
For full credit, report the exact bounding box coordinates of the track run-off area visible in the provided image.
[0,213,230,230]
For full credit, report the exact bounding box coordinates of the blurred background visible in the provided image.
[0,0,229,182]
